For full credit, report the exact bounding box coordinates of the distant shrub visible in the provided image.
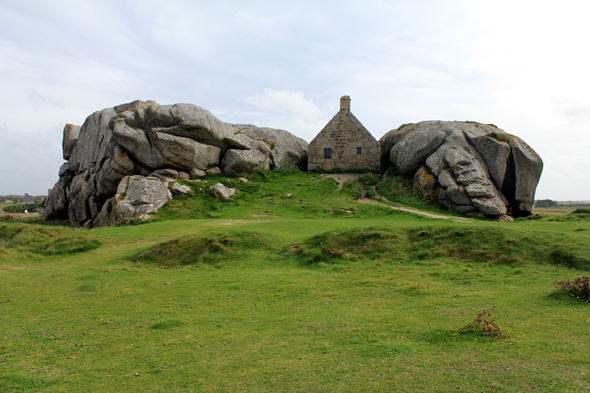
[534,199,558,208]
[343,167,381,174]
[358,173,379,186]
[572,208,590,214]
[555,276,590,303]
[3,203,39,214]
[365,187,376,199]
[326,167,344,174]
[340,180,362,200]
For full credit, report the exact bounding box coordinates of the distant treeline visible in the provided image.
[2,203,40,214]
[534,199,590,208]
[0,195,44,203]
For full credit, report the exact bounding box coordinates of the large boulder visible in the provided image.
[94,175,172,227]
[380,121,542,218]
[62,124,81,161]
[43,100,308,227]
[234,124,309,170]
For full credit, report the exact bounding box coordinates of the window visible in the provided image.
[357,147,362,154]
[324,148,332,159]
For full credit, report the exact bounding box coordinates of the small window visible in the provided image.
[324,148,332,159]
[357,147,362,154]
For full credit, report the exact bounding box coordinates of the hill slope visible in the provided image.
[1,169,589,392]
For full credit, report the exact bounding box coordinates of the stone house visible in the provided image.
[17,196,35,204]
[307,96,380,171]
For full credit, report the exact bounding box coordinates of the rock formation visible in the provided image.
[43,100,308,227]
[380,121,543,219]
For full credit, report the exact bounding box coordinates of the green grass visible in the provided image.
[1,169,590,391]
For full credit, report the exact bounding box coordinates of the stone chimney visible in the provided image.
[340,95,351,111]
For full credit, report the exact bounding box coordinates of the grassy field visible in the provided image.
[533,206,578,216]
[1,170,589,392]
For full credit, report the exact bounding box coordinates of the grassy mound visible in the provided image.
[297,224,590,269]
[132,231,275,268]
[0,224,101,255]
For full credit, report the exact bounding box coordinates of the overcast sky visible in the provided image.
[1,0,589,200]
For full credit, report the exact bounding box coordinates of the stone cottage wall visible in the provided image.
[308,97,380,171]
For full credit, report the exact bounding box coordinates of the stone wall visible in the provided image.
[308,96,380,171]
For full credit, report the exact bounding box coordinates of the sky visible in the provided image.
[1,0,589,200]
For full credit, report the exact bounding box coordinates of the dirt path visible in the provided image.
[321,174,467,222]
[360,197,468,221]
[321,174,364,190]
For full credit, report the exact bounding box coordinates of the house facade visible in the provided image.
[307,96,380,171]
[17,196,35,204]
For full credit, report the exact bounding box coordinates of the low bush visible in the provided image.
[555,276,590,303]
[365,187,376,199]
[358,173,379,186]
[3,203,40,213]
[424,306,508,342]
[340,180,362,200]
[466,306,508,338]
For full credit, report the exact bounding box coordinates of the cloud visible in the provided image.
[0,1,588,200]
[237,89,327,142]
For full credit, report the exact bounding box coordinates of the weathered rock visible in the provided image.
[206,167,221,175]
[209,183,236,200]
[44,100,308,227]
[41,177,69,220]
[96,175,172,227]
[112,118,222,171]
[413,165,440,200]
[149,168,179,181]
[380,121,542,217]
[222,133,272,173]
[94,198,117,228]
[189,168,206,177]
[62,124,80,161]
[507,135,544,213]
[222,148,271,173]
[235,124,308,170]
[69,107,118,174]
[58,162,72,177]
[171,182,192,196]
[390,128,447,175]
[465,131,510,189]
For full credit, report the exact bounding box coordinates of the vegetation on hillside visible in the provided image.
[1,168,590,392]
